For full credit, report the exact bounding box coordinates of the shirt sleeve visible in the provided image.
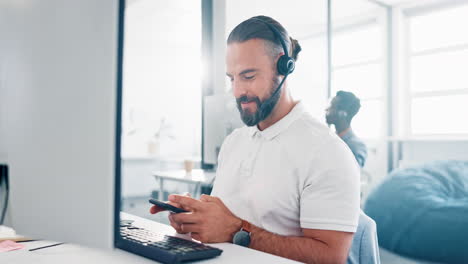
[353,143,367,168]
[299,138,361,233]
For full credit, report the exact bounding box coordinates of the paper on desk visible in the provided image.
[0,240,25,252]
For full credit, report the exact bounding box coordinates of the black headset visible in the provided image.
[338,110,348,118]
[251,18,295,107]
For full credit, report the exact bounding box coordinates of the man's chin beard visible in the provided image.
[236,78,282,127]
[237,89,281,127]
[239,108,262,127]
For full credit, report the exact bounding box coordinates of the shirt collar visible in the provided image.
[339,128,354,140]
[249,101,305,141]
[338,127,351,138]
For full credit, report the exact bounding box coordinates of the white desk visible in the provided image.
[153,169,216,200]
[2,212,299,264]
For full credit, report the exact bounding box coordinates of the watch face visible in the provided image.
[233,230,251,247]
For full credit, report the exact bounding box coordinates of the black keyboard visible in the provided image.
[118,221,223,264]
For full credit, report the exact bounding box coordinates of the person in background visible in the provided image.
[326,90,367,167]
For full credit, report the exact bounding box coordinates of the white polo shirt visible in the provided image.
[211,101,360,236]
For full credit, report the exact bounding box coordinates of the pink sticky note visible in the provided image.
[0,240,25,252]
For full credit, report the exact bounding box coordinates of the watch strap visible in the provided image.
[241,219,252,233]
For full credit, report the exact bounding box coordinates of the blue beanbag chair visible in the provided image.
[364,160,468,264]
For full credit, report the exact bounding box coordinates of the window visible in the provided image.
[331,23,385,139]
[122,0,202,160]
[404,3,468,136]
[288,36,328,119]
[411,94,468,135]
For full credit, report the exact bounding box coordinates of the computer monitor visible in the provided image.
[0,0,120,249]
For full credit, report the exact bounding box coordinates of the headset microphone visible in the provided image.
[252,18,295,118]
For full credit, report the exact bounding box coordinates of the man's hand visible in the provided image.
[149,193,189,214]
[168,194,242,243]
[150,192,192,234]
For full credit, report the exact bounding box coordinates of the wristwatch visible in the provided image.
[232,219,252,247]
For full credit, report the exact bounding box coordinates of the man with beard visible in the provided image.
[150,16,360,263]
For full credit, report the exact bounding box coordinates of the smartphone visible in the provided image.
[149,198,188,214]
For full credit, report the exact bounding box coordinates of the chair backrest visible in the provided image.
[347,211,380,264]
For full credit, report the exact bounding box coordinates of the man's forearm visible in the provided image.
[248,224,347,264]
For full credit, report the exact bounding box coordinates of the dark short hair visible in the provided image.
[336,90,361,121]
[227,15,302,61]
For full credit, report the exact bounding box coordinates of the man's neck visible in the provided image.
[335,122,351,136]
[257,89,297,131]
